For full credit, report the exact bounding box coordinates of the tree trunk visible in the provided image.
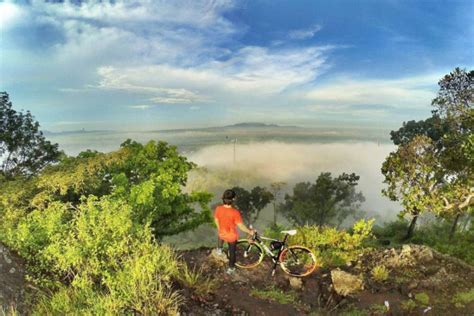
[449,213,461,240]
[404,214,418,240]
[273,202,277,226]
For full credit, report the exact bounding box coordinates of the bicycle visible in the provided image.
[229,229,318,277]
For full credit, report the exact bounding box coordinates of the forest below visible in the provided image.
[0,68,472,315]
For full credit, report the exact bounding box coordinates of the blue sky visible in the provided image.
[0,0,472,131]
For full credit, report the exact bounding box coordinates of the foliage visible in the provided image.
[411,219,474,265]
[176,264,217,296]
[383,68,473,239]
[414,292,430,306]
[451,288,474,308]
[280,172,365,228]
[400,299,417,311]
[0,138,215,314]
[250,286,297,305]
[263,223,290,240]
[432,67,473,118]
[382,135,442,239]
[374,218,474,265]
[1,140,213,239]
[0,92,61,179]
[371,265,389,282]
[289,219,374,267]
[232,186,274,225]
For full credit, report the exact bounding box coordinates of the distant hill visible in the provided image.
[223,122,297,128]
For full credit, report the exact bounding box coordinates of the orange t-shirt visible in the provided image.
[214,205,243,242]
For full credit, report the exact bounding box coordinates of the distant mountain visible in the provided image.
[223,122,296,128]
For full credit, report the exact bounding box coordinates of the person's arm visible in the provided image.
[237,222,255,235]
[214,217,220,230]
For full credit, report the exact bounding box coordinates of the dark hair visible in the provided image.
[222,189,236,205]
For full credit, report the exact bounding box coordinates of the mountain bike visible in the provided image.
[230,229,318,277]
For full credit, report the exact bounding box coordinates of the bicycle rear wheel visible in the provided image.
[280,246,318,277]
[234,240,264,269]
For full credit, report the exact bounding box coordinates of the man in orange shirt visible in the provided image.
[214,189,255,274]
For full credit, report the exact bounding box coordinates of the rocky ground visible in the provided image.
[0,243,28,314]
[179,245,474,316]
[1,243,473,315]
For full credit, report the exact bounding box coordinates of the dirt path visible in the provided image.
[0,243,28,313]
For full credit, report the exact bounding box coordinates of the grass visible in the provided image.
[176,263,217,296]
[250,286,297,305]
[451,288,474,308]
[340,307,368,316]
[369,303,387,314]
[0,306,19,316]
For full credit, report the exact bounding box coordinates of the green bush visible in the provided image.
[289,219,374,267]
[371,265,389,282]
[0,140,214,314]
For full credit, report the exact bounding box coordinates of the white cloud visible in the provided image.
[305,74,441,108]
[129,104,153,109]
[94,45,332,103]
[0,2,25,30]
[289,24,322,40]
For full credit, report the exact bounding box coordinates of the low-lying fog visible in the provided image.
[186,141,400,221]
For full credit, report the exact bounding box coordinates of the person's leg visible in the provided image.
[216,237,224,255]
[228,241,237,269]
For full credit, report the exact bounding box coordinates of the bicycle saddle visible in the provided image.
[281,230,297,235]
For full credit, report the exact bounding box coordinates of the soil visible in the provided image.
[178,246,474,316]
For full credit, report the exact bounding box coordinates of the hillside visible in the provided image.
[4,243,473,315]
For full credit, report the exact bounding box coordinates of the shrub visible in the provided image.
[414,292,430,306]
[289,219,374,267]
[371,265,389,282]
[451,288,474,308]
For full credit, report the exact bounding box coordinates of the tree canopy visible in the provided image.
[279,172,365,228]
[382,68,473,239]
[231,186,274,225]
[0,92,61,179]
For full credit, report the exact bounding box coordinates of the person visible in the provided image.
[214,189,255,275]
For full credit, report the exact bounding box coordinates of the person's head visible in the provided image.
[222,189,236,205]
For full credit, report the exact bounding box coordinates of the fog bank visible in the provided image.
[187,141,400,220]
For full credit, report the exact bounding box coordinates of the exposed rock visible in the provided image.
[209,249,228,266]
[331,269,364,296]
[289,277,303,290]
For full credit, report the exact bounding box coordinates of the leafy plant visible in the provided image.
[414,292,430,306]
[451,288,474,308]
[400,299,417,311]
[371,265,389,282]
[289,219,374,267]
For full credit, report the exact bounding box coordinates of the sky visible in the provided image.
[1,0,473,131]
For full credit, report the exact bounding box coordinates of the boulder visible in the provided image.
[209,249,228,266]
[289,277,303,290]
[331,269,364,296]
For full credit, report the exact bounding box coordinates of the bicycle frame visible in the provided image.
[248,232,292,275]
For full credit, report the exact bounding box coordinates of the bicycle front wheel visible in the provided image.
[280,246,318,277]
[234,239,264,269]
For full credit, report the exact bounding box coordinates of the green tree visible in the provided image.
[383,68,473,239]
[232,186,274,225]
[279,172,365,228]
[270,181,286,225]
[382,136,442,239]
[2,139,213,239]
[0,92,61,179]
